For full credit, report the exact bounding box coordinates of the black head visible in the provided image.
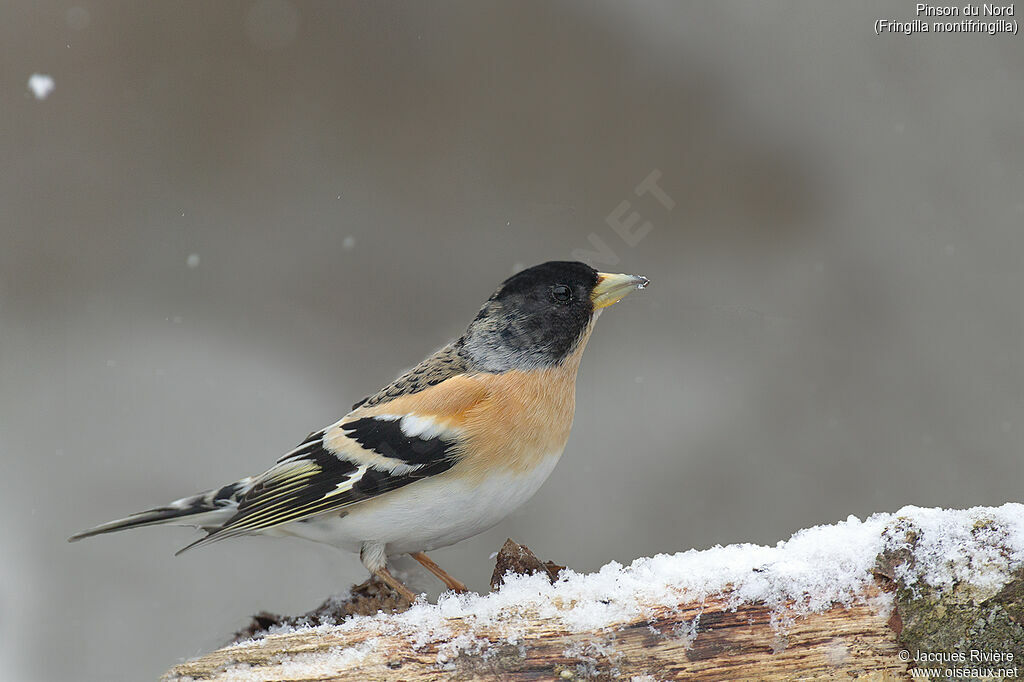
[461,261,646,372]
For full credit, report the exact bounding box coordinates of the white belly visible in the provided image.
[274,453,562,556]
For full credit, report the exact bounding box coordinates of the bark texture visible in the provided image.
[165,522,1024,682]
[166,584,904,681]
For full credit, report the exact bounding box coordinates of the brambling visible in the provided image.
[70,261,648,600]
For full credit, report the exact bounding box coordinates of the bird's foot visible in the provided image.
[373,566,418,603]
[410,551,469,593]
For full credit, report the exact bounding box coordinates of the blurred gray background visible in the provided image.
[2,1,1021,680]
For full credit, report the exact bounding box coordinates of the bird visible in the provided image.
[69,261,649,600]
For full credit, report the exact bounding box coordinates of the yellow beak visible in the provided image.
[591,272,650,309]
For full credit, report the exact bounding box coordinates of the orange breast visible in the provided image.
[455,364,578,479]
[353,326,594,481]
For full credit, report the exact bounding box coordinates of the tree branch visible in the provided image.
[164,505,1024,681]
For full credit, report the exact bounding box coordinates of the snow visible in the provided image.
[223,504,1024,670]
[884,504,1024,593]
[27,74,55,100]
[186,253,200,269]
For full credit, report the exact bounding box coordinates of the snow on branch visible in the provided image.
[165,504,1024,681]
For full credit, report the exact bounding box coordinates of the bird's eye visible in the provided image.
[551,284,573,303]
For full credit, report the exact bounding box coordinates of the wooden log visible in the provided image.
[164,506,1024,681]
[165,582,904,681]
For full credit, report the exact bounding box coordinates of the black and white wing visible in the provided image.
[177,365,484,553]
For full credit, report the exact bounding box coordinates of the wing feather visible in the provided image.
[178,375,483,553]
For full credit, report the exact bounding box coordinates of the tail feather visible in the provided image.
[67,478,255,543]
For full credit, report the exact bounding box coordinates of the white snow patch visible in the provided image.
[186,253,200,269]
[883,504,1024,594]
[226,504,1024,670]
[27,74,55,100]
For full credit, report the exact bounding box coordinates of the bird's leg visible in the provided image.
[410,551,469,593]
[361,541,417,602]
[373,566,418,602]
